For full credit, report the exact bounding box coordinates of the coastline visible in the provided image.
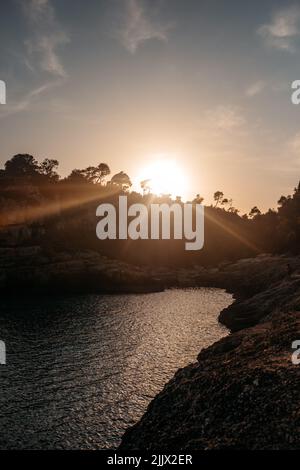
[2,244,300,448]
[0,246,164,295]
[119,254,300,450]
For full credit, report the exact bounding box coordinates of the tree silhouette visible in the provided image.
[140,179,151,195]
[249,206,261,218]
[92,163,110,184]
[4,154,39,177]
[65,169,88,184]
[214,191,224,207]
[221,198,229,206]
[98,163,110,184]
[81,164,110,184]
[39,159,59,181]
[110,171,132,191]
[278,195,289,207]
[228,206,239,214]
[193,194,204,204]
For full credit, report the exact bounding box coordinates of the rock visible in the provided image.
[120,309,300,450]
[119,254,300,450]
[0,246,165,295]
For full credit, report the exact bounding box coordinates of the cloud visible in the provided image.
[246,80,266,97]
[0,0,69,119]
[207,106,246,131]
[117,0,172,53]
[23,0,69,77]
[257,5,300,52]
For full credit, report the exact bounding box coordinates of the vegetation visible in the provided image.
[0,154,299,266]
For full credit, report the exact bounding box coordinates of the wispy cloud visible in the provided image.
[246,80,266,97]
[23,0,69,77]
[117,0,173,53]
[207,105,246,131]
[1,0,69,119]
[257,5,300,53]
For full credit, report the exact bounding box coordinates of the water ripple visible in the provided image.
[0,288,232,449]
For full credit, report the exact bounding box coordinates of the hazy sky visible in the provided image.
[1,0,300,212]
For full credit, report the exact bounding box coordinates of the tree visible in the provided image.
[65,169,88,184]
[140,179,151,195]
[81,166,95,182]
[110,171,132,191]
[193,194,204,204]
[39,158,59,181]
[222,198,236,212]
[4,154,39,177]
[214,191,224,207]
[228,206,239,214]
[249,206,261,218]
[92,163,110,184]
[82,163,111,185]
[278,195,289,207]
[97,163,110,184]
[221,198,229,206]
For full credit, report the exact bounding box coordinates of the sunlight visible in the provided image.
[136,157,188,199]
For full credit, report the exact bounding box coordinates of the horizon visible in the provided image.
[1,0,300,213]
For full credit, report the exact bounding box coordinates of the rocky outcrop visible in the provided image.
[0,246,164,294]
[120,255,300,450]
[152,254,300,330]
[1,244,300,302]
[219,276,300,331]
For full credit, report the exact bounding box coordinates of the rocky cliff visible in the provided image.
[120,255,300,450]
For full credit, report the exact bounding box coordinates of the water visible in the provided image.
[0,288,232,449]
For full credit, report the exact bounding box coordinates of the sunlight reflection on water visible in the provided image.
[0,288,232,449]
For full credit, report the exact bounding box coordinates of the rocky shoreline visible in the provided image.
[2,244,300,449]
[119,254,300,450]
[2,241,299,297]
[0,246,164,295]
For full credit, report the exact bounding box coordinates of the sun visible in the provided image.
[136,158,188,199]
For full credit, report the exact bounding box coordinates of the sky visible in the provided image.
[0,0,300,212]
